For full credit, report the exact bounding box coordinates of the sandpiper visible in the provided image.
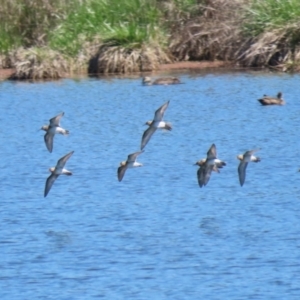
[258,92,285,105]
[141,100,170,150]
[237,149,260,186]
[118,151,144,182]
[142,76,181,86]
[44,151,74,197]
[41,112,69,153]
[145,120,172,131]
[197,144,226,188]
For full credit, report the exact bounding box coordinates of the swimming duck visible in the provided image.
[142,76,181,86]
[258,92,285,105]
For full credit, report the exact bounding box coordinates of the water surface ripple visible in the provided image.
[0,70,299,299]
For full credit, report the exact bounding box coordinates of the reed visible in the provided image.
[238,0,300,69]
[9,47,68,80]
[2,0,300,78]
[0,0,74,51]
[243,0,300,36]
[169,0,246,61]
[50,0,172,73]
[49,0,165,55]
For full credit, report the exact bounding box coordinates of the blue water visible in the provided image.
[0,70,299,299]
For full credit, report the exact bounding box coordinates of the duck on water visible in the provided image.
[142,76,181,86]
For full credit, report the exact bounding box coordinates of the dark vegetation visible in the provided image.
[1,0,300,79]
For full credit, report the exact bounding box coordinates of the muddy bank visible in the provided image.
[158,61,229,70]
[0,68,15,80]
[0,60,230,80]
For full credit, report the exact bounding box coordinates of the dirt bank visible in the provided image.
[0,60,230,80]
[158,60,229,70]
[0,68,15,80]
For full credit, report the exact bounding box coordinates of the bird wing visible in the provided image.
[49,112,64,126]
[44,132,54,153]
[244,149,260,157]
[197,166,205,188]
[238,162,248,186]
[56,151,74,172]
[203,165,214,186]
[207,144,217,159]
[153,101,170,122]
[141,126,157,150]
[44,173,59,197]
[127,151,143,163]
[117,165,127,182]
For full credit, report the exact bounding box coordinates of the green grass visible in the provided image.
[49,0,166,56]
[3,0,300,75]
[244,0,300,36]
[0,0,74,53]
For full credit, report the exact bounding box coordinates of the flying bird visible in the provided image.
[196,144,226,188]
[141,101,170,150]
[118,151,144,182]
[44,151,74,197]
[41,112,69,153]
[144,120,172,131]
[237,149,260,186]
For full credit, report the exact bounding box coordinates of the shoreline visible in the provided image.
[0,60,230,80]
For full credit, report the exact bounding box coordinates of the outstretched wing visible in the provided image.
[127,151,143,163]
[141,126,157,150]
[197,166,205,188]
[207,144,217,160]
[49,112,64,126]
[117,165,127,182]
[44,173,59,197]
[203,165,214,186]
[44,132,54,153]
[154,101,170,122]
[238,162,248,186]
[56,151,74,172]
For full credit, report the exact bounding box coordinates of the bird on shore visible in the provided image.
[142,76,181,86]
[237,149,260,186]
[258,92,285,105]
[44,151,74,197]
[41,112,69,153]
[118,151,144,182]
[196,144,226,188]
[141,100,171,150]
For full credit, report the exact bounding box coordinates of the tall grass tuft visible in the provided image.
[0,0,75,52]
[169,0,246,61]
[49,0,166,55]
[49,0,172,73]
[9,47,68,80]
[238,0,300,69]
[243,0,300,36]
[88,43,172,74]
